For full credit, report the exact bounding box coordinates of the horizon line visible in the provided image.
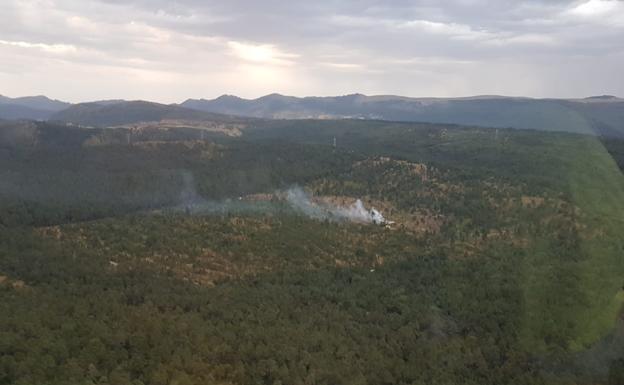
[2,92,621,105]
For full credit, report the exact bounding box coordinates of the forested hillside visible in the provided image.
[49,101,246,128]
[1,119,624,385]
[181,94,624,135]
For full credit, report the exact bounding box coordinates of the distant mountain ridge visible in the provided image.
[1,92,624,135]
[0,104,53,121]
[180,93,624,135]
[0,94,71,120]
[0,94,70,111]
[50,100,245,127]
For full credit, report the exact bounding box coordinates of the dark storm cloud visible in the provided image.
[0,0,622,102]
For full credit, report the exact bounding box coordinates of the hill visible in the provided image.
[0,94,71,120]
[182,93,599,134]
[0,104,54,120]
[50,100,247,127]
[2,118,624,384]
[3,92,623,137]
[565,99,624,138]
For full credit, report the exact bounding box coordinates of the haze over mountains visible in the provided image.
[0,95,70,120]
[1,93,623,136]
[182,94,624,134]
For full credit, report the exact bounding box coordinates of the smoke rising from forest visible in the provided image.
[284,186,386,224]
[178,174,385,224]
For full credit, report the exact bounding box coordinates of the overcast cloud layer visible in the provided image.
[0,0,623,102]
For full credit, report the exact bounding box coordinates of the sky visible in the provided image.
[0,0,623,103]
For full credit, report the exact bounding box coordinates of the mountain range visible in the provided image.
[1,93,623,135]
[50,100,244,127]
[0,95,70,120]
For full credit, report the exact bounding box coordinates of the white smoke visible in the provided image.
[285,186,386,224]
[173,173,386,224]
[179,170,207,209]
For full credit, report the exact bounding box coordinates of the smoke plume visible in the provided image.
[285,186,386,224]
[179,170,207,208]
[176,173,386,224]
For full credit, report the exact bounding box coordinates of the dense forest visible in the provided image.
[1,119,624,384]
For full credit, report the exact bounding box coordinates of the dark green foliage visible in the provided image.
[608,359,624,385]
[0,226,541,385]
[1,119,623,384]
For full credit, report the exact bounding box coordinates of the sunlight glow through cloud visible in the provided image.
[569,0,620,16]
[0,39,77,54]
[0,0,622,101]
[228,41,298,66]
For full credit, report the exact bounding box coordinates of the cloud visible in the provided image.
[565,0,624,26]
[0,39,77,53]
[228,41,298,65]
[568,0,620,16]
[0,0,622,101]
[319,62,366,70]
[399,19,492,40]
[485,33,559,46]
